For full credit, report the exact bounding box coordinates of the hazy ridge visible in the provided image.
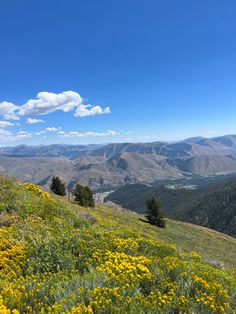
[1,134,236,189]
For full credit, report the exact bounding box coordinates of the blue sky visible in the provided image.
[0,0,236,145]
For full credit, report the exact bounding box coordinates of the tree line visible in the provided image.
[50,176,94,207]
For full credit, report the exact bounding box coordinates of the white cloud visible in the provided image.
[0,121,14,128]
[46,127,60,132]
[34,127,61,135]
[0,128,13,141]
[0,125,127,144]
[26,118,45,124]
[74,104,110,117]
[0,91,110,120]
[107,129,119,136]
[60,129,119,138]
[0,129,32,142]
[57,131,66,135]
[18,91,82,116]
[16,131,32,138]
[34,131,46,136]
[0,101,19,120]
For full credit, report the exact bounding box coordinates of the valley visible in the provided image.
[1,134,236,190]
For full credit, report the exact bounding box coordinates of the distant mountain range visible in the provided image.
[1,134,236,189]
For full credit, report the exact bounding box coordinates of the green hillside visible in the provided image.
[0,176,236,313]
[106,179,236,237]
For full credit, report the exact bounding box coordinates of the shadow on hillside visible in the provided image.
[139,218,150,224]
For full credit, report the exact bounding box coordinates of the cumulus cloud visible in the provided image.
[0,101,19,120]
[0,128,13,141]
[34,130,46,136]
[0,91,110,120]
[18,91,82,116]
[74,104,110,117]
[0,128,46,143]
[106,130,119,136]
[16,131,32,138]
[0,129,32,142]
[34,127,60,134]
[46,127,61,132]
[0,121,14,128]
[26,118,45,124]
[0,125,126,144]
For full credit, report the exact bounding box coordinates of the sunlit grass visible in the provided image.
[0,177,235,313]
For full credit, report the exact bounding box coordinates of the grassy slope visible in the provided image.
[105,180,236,237]
[1,178,236,313]
[61,199,236,268]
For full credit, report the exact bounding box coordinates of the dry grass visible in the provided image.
[59,197,236,268]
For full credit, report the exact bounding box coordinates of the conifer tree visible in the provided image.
[72,184,94,207]
[145,196,166,228]
[84,186,95,207]
[50,176,66,196]
[72,183,84,204]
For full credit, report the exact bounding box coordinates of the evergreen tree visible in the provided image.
[72,184,94,207]
[145,196,166,228]
[50,176,66,196]
[72,183,84,204]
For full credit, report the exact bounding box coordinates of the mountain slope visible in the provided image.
[0,176,235,313]
[60,199,236,269]
[167,155,236,175]
[1,134,236,190]
[106,178,236,237]
[1,134,236,159]
[2,153,236,191]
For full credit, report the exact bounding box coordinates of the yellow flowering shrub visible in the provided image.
[111,237,139,253]
[0,176,235,313]
[23,183,56,203]
[0,297,10,314]
[0,227,25,271]
[70,303,93,314]
[0,228,24,314]
[193,277,230,313]
[0,296,20,314]
[93,250,152,283]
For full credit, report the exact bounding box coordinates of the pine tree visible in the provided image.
[145,196,166,228]
[84,186,95,207]
[72,184,84,205]
[72,184,95,207]
[50,176,66,196]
